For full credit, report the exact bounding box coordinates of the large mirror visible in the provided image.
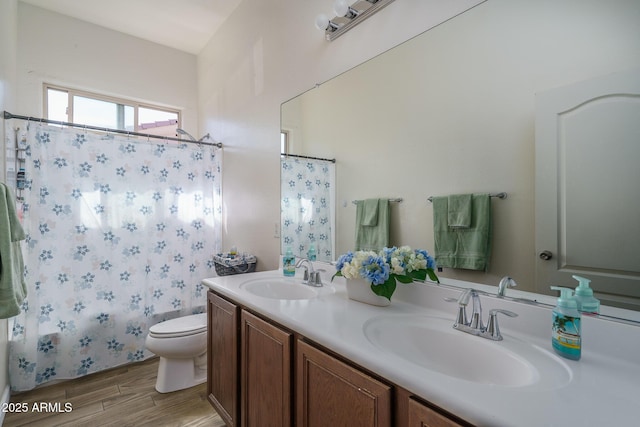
[281,0,640,316]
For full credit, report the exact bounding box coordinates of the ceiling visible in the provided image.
[20,0,243,55]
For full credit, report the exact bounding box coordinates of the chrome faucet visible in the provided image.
[468,290,484,331]
[295,258,323,287]
[448,289,517,341]
[497,276,517,297]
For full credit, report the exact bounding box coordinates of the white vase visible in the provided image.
[346,278,391,307]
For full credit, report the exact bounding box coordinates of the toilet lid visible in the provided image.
[149,313,207,338]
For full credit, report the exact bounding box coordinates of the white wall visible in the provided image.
[0,0,18,415]
[198,0,484,270]
[1,0,18,179]
[16,2,199,132]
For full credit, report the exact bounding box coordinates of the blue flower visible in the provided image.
[96,313,110,324]
[107,338,124,352]
[38,339,55,353]
[360,255,390,285]
[335,251,354,271]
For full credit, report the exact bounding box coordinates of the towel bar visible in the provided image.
[351,198,403,205]
[427,192,507,203]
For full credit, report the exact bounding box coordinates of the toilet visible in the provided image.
[145,313,208,393]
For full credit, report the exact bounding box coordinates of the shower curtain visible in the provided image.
[280,157,334,261]
[6,121,222,391]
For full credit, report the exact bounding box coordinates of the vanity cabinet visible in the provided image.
[207,290,292,427]
[407,397,468,427]
[207,289,471,427]
[207,291,240,427]
[240,310,292,427]
[297,339,392,427]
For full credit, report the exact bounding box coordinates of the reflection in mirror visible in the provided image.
[280,0,640,318]
[280,155,335,262]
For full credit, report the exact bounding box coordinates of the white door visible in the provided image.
[535,69,640,310]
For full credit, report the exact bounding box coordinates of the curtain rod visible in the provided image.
[3,111,222,148]
[281,153,336,163]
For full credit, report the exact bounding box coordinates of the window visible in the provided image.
[281,130,289,154]
[44,84,180,137]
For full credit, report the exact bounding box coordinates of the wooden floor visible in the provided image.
[3,358,225,427]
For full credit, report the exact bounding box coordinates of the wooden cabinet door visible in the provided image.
[297,339,392,427]
[207,291,240,427]
[408,398,467,427]
[241,310,292,427]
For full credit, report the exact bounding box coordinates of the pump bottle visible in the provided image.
[307,244,316,261]
[550,286,581,361]
[283,247,296,277]
[573,275,600,315]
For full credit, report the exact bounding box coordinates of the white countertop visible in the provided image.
[203,267,640,427]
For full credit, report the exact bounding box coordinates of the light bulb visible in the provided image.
[315,14,330,31]
[333,0,350,17]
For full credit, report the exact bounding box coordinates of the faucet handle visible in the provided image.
[445,296,468,327]
[484,309,518,341]
[308,271,323,287]
[457,288,473,306]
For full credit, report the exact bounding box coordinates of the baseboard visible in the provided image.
[0,384,10,426]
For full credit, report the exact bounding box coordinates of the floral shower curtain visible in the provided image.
[6,121,222,391]
[280,157,334,261]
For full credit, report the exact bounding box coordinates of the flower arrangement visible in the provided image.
[333,246,439,301]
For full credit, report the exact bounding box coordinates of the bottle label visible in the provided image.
[552,312,581,359]
[283,256,296,276]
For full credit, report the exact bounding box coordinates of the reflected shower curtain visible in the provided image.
[281,157,334,261]
[6,122,222,391]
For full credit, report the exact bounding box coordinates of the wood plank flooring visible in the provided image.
[4,357,225,427]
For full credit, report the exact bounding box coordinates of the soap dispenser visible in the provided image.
[283,246,296,277]
[307,244,316,261]
[573,275,600,315]
[550,286,581,361]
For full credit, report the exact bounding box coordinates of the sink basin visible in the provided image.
[240,277,334,300]
[363,315,572,389]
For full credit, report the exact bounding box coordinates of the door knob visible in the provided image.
[539,250,553,261]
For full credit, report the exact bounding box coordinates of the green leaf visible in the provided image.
[370,278,396,300]
[393,274,413,284]
[331,271,343,282]
[408,270,427,281]
[426,268,440,284]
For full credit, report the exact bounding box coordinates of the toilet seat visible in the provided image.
[149,313,207,339]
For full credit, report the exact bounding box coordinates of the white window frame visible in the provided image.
[43,83,181,133]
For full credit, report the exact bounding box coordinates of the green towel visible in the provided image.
[355,198,390,251]
[447,194,472,228]
[0,183,27,319]
[433,194,491,271]
[361,198,379,226]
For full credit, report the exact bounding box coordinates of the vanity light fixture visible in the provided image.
[315,0,397,41]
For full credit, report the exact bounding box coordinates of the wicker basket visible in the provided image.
[213,253,257,276]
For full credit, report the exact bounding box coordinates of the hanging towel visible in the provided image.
[361,198,379,226]
[0,183,27,318]
[447,194,472,228]
[433,193,491,271]
[355,198,390,251]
